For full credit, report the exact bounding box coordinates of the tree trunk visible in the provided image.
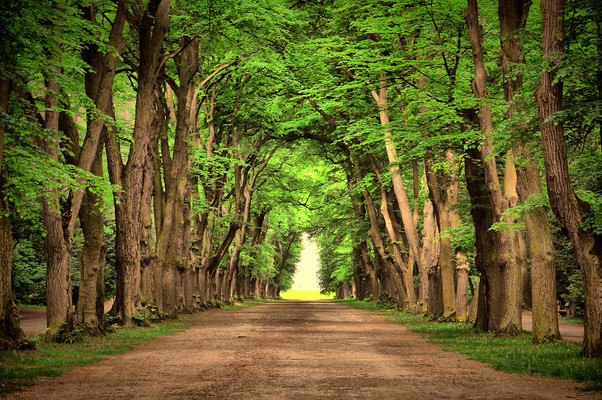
[41,76,72,334]
[455,252,470,323]
[517,162,560,341]
[0,79,24,348]
[464,146,498,332]
[425,156,457,318]
[351,153,406,305]
[537,0,602,357]
[155,37,198,314]
[465,0,522,334]
[498,0,560,342]
[370,78,423,308]
[111,0,170,324]
[419,198,439,313]
[75,145,106,332]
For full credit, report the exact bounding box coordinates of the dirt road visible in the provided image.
[9,301,596,399]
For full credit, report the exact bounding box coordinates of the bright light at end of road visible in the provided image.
[291,233,320,291]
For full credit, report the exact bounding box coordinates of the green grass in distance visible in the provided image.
[338,299,601,390]
[280,290,334,300]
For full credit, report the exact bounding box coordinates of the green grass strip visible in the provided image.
[0,300,264,396]
[337,299,601,390]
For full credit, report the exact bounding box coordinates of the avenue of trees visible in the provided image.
[0,0,600,358]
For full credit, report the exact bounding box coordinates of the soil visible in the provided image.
[8,301,597,400]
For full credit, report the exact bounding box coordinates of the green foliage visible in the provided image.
[576,190,602,235]
[12,240,46,305]
[489,194,549,233]
[132,305,168,326]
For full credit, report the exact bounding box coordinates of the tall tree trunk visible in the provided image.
[41,76,72,334]
[75,2,127,327]
[464,146,498,332]
[418,197,439,313]
[351,152,406,305]
[498,0,560,343]
[425,156,457,318]
[155,37,198,314]
[455,252,470,323]
[368,156,414,307]
[112,0,170,324]
[347,175,379,300]
[75,145,106,332]
[537,0,602,357]
[0,79,24,348]
[465,0,522,334]
[370,78,423,308]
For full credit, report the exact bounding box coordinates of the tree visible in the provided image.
[536,0,602,357]
[498,0,560,342]
[465,0,523,334]
[0,78,24,348]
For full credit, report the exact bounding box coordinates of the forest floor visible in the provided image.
[10,301,597,399]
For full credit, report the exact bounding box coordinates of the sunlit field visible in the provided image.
[279,290,335,300]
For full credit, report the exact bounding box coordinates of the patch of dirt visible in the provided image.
[522,311,584,343]
[8,301,597,399]
[19,301,115,337]
[19,308,47,337]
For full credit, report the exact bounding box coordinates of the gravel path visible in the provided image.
[9,301,596,399]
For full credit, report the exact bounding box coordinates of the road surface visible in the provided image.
[10,301,595,399]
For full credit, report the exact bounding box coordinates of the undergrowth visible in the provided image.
[337,299,602,391]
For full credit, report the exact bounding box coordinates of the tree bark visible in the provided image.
[464,147,498,332]
[111,0,170,324]
[368,156,413,306]
[498,0,560,343]
[370,78,422,308]
[155,37,198,313]
[537,0,602,356]
[418,197,439,313]
[351,152,406,305]
[425,156,457,318]
[0,79,25,348]
[75,145,106,332]
[41,75,72,334]
[465,0,522,334]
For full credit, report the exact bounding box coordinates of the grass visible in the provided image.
[279,290,335,300]
[0,300,264,396]
[337,299,602,390]
[561,317,584,324]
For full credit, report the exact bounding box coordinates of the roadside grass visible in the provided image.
[0,301,263,396]
[280,290,335,300]
[337,299,602,390]
[561,317,584,324]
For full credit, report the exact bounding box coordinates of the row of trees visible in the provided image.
[0,0,315,346]
[0,0,599,359]
[301,0,600,358]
